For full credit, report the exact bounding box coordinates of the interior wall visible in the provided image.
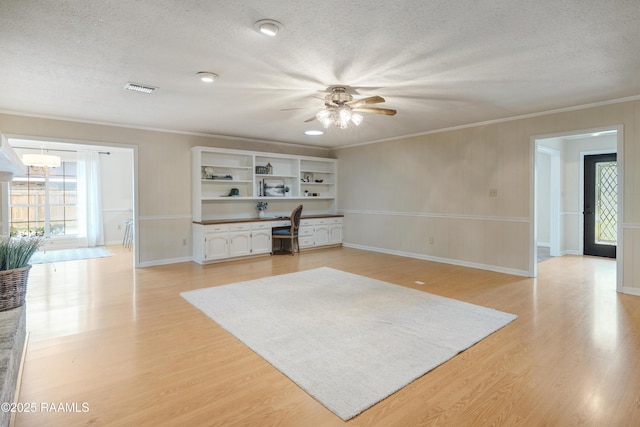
[333,99,640,294]
[0,113,330,266]
[536,151,551,246]
[101,150,133,245]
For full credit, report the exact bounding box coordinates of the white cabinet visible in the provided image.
[202,224,229,261]
[229,231,252,257]
[251,222,272,255]
[298,225,315,249]
[313,220,329,246]
[329,218,343,244]
[298,218,342,249]
[193,216,342,264]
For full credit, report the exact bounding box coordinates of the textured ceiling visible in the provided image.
[1,0,639,148]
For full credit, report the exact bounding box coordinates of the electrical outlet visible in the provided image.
[429,237,434,244]
[489,188,498,197]
[117,224,122,230]
[182,238,187,246]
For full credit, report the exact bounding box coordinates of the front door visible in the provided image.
[583,153,617,258]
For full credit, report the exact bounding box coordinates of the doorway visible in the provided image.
[5,137,136,260]
[583,153,617,258]
[532,127,621,290]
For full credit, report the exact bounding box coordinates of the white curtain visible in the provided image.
[77,151,104,247]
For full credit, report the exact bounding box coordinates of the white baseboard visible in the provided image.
[622,286,640,297]
[560,250,581,256]
[137,257,192,268]
[342,243,530,277]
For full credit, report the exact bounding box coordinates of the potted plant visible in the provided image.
[0,236,44,311]
[256,201,268,218]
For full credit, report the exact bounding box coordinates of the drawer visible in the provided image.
[205,224,229,233]
[251,222,271,230]
[229,223,251,232]
[299,226,314,237]
[299,219,314,227]
[329,217,343,224]
[299,236,314,248]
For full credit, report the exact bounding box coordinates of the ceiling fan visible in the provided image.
[305,86,396,129]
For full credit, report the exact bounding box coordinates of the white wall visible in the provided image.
[333,99,640,295]
[101,150,133,244]
[0,112,330,266]
[536,151,551,245]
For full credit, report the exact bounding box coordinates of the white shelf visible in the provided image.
[301,170,335,174]
[192,147,337,221]
[256,174,298,179]
[200,196,335,202]
[203,164,253,169]
[202,179,253,183]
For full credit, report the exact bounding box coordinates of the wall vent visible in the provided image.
[124,82,157,94]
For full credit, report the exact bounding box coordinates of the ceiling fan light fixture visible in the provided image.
[316,109,333,128]
[197,72,218,83]
[305,130,324,136]
[254,19,283,37]
[351,113,364,126]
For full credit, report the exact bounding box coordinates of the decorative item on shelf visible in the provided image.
[256,201,268,218]
[228,188,240,197]
[284,185,290,196]
[212,174,233,180]
[256,164,273,175]
[202,166,215,179]
[263,179,285,197]
[304,190,309,197]
[315,179,324,183]
[0,236,45,312]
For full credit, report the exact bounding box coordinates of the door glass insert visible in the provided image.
[595,161,617,245]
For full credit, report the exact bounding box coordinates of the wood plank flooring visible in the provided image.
[12,246,640,426]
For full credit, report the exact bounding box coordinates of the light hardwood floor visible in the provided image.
[13,246,640,426]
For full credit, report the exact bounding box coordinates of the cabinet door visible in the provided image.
[329,225,342,244]
[252,229,272,254]
[314,225,329,246]
[205,233,228,260]
[229,231,252,257]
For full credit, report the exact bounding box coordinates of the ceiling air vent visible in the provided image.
[124,82,157,94]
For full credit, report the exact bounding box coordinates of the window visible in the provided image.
[9,162,78,237]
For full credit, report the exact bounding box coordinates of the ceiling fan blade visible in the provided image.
[304,115,318,123]
[353,107,397,116]
[280,107,314,111]
[346,96,385,106]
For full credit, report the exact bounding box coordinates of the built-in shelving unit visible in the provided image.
[192,147,337,221]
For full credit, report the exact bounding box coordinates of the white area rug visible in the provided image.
[181,267,517,420]
[30,246,111,264]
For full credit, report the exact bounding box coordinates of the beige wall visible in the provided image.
[333,99,640,294]
[0,113,329,266]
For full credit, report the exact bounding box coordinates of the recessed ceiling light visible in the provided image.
[254,19,283,37]
[305,130,324,136]
[124,82,157,94]
[197,72,218,83]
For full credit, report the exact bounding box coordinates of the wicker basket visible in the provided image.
[0,265,32,312]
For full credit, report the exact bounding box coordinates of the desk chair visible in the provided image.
[272,205,303,255]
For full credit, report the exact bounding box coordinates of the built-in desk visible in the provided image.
[192,214,343,264]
